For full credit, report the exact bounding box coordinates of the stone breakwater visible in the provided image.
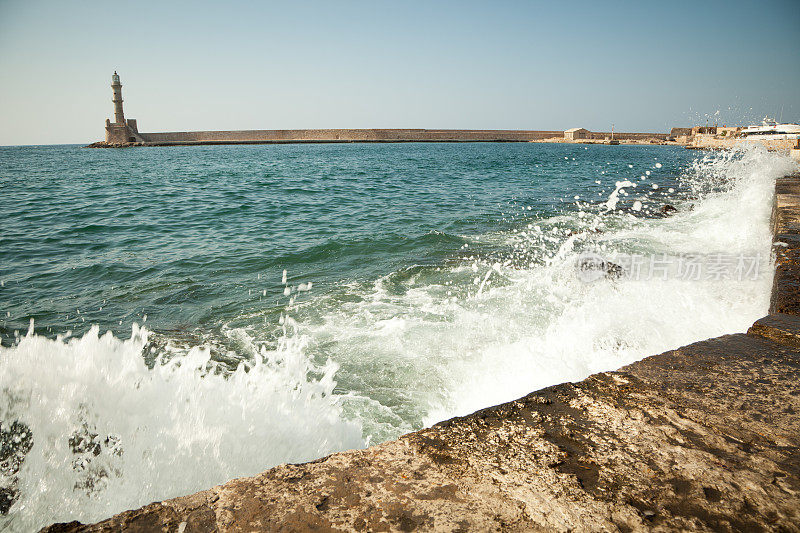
[44,175,800,532]
[87,128,668,147]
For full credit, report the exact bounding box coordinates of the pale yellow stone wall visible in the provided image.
[137,129,567,144]
[692,134,797,152]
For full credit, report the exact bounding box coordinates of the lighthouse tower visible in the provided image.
[111,71,125,125]
[104,71,141,144]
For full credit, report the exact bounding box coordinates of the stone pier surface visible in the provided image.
[46,176,800,532]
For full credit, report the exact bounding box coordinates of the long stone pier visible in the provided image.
[90,128,667,147]
[45,175,800,532]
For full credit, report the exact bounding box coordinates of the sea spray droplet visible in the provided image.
[655,163,663,168]
[282,270,287,284]
[477,269,493,295]
[604,180,636,211]
[632,201,643,212]
[283,287,291,296]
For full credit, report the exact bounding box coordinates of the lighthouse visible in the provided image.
[111,71,125,125]
[104,71,140,144]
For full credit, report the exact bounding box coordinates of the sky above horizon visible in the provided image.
[0,0,799,145]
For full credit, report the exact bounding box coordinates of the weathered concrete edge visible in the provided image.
[44,174,800,532]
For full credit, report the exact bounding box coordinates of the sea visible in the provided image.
[0,142,795,530]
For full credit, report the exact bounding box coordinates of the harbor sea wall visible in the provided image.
[137,129,565,145]
[44,173,800,531]
[92,128,668,147]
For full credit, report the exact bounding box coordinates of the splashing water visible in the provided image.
[0,322,363,529]
[0,143,797,530]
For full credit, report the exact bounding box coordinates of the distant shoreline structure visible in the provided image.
[91,73,671,148]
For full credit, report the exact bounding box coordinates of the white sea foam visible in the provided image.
[286,146,795,430]
[0,323,363,530]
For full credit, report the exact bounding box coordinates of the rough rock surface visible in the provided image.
[85,141,142,148]
[44,175,800,532]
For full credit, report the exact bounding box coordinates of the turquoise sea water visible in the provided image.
[1,143,687,339]
[0,142,792,529]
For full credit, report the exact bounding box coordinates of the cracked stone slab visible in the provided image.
[748,313,800,347]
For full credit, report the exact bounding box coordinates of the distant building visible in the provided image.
[716,126,741,138]
[666,127,692,143]
[564,128,589,140]
[669,127,692,138]
[691,126,717,135]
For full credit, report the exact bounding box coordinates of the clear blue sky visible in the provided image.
[0,0,798,145]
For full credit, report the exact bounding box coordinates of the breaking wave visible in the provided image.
[0,322,364,530]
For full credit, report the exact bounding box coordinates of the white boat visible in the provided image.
[739,118,800,141]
